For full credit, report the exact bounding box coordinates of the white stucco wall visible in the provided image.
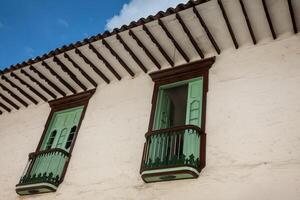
[0,35,300,200]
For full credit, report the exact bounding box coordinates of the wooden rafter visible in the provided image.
[143,24,174,66]
[176,13,204,58]
[20,69,57,99]
[0,93,20,110]
[288,0,298,33]
[64,53,97,87]
[158,19,190,63]
[42,61,77,94]
[218,0,239,49]
[116,34,148,73]
[29,65,66,97]
[88,44,121,80]
[239,0,257,44]
[75,48,111,83]
[10,72,48,102]
[102,39,135,77]
[261,0,276,39]
[53,56,87,91]
[1,76,38,104]
[193,7,221,54]
[129,30,161,69]
[0,101,11,112]
[0,82,28,107]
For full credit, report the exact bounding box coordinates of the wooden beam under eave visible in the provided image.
[158,19,190,63]
[129,30,161,69]
[1,75,38,104]
[239,0,257,44]
[176,13,205,58]
[0,82,28,107]
[29,65,66,97]
[116,34,148,73]
[143,24,174,66]
[261,0,276,39]
[218,0,239,49]
[0,101,11,112]
[64,53,98,87]
[102,39,135,77]
[193,6,221,54]
[88,44,122,80]
[75,48,112,83]
[42,61,77,94]
[288,0,298,33]
[0,93,20,110]
[10,72,48,102]
[53,56,87,91]
[20,69,57,99]
[88,44,121,81]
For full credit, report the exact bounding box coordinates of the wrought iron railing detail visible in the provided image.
[141,125,204,172]
[17,148,70,187]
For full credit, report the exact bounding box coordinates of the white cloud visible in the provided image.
[105,0,188,31]
[57,18,69,28]
[24,47,35,57]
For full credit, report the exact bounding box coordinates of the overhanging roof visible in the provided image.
[0,0,299,115]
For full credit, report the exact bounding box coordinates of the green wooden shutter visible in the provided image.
[185,78,203,127]
[153,89,171,130]
[148,89,172,165]
[41,106,84,151]
[31,106,84,179]
[183,78,203,161]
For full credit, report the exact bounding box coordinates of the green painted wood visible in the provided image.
[41,106,84,151]
[183,78,203,160]
[145,77,203,171]
[150,89,172,165]
[29,106,83,181]
[153,89,171,130]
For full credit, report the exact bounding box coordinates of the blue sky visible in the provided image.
[0,0,185,70]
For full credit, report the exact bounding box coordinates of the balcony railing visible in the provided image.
[140,125,205,182]
[16,148,70,195]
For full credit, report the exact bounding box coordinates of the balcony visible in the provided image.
[140,125,205,183]
[16,148,70,195]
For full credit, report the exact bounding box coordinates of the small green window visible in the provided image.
[16,90,95,195]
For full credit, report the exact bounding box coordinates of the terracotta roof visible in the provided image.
[0,0,209,75]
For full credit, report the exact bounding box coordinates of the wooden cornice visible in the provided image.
[143,24,174,66]
[176,13,205,58]
[102,39,135,77]
[129,30,161,69]
[158,19,190,63]
[21,69,57,99]
[88,44,121,80]
[193,7,220,54]
[29,65,66,97]
[239,0,257,44]
[64,53,98,87]
[42,61,77,94]
[116,34,148,73]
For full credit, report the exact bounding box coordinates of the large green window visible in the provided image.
[140,57,215,183]
[153,77,203,130]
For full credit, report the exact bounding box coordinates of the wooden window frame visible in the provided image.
[34,89,95,184]
[146,57,215,171]
[148,57,215,132]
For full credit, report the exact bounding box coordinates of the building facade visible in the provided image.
[0,0,300,199]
